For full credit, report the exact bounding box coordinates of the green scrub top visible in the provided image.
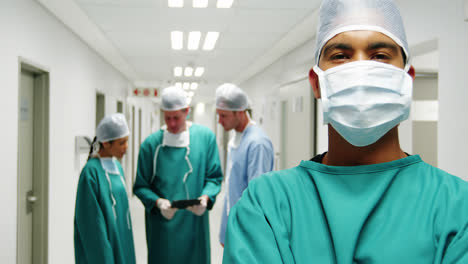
[224,155,468,263]
[134,123,223,264]
[74,158,136,264]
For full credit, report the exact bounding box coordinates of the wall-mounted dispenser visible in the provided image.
[75,136,92,154]
[75,136,92,171]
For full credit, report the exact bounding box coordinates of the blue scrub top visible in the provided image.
[219,124,274,244]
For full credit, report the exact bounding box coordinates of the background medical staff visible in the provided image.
[223,0,468,263]
[74,113,136,264]
[133,86,223,264]
[215,83,274,246]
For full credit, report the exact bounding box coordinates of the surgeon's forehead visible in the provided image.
[164,109,186,117]
[216,109,233,116]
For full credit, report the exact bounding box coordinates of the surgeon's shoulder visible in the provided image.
[140,129,163,149]
[190,123,216,138]
[79,158,101,182]
[246,125,272,146]
[428,163,468,201]
[245,165,308,201]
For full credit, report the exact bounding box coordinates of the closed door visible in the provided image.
[279,79,315,169]
[96,93,105,127]
[18,71,35,264]
[17,65,49,264]
[412,74,438,166]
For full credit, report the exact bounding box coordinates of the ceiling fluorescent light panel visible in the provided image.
[174,67,183,77]
[203,32,219,50]
[188,31,201,50]
[184,67,194,77]
[190,82,199,90]
[168,0,184,8]
[194,67,205,77]
[193,0,208,8]
[217,0,234,8]
[171,31,184,50]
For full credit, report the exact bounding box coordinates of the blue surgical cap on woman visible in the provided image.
[96,113,130,142]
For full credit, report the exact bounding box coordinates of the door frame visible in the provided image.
[17,57,50,264]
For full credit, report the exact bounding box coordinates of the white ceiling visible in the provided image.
[44,0,321,100]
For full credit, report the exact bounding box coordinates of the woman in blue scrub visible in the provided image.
[74,113,136,264]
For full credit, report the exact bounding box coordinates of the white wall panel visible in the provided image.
[0,0,132,262]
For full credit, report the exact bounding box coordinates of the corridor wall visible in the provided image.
[0,0,132,262]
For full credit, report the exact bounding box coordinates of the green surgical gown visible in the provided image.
[134,123,223,264]
[224,155,468,263]
[74,158,136,264]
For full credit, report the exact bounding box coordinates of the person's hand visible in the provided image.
[187,195,209,216]
[157,198,177,220]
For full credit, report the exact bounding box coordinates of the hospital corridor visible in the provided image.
[2,0,468,263]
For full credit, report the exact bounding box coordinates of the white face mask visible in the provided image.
[314,60,413,147]
[100,157,120,175]
[162,129,190,147]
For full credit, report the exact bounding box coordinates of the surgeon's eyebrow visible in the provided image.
[321,43,353,58]
[367,41,399,53]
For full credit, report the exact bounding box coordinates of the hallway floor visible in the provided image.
[130,185,226,264]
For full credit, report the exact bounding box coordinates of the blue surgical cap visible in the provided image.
[96,113,130,142]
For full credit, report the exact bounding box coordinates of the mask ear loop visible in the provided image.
[313,65,331,124]
[104,171,118,219]
[183,146,193,199]
[116,171,132,230]
[404,63,411,72]
[151,144,162,185]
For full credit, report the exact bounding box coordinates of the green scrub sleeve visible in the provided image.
[201,135,223,210]
[223,182,292,264]
[75,170,115,264]
[441,224,468,263]
[133,142,161,212]
[439,188,468,263]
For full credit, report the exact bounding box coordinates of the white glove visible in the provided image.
[187,195,209,216]
[157,198,177,220]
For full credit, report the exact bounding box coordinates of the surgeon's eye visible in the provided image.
[329,53,349,61]
[371,53,391,62]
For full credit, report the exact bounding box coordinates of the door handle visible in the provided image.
[26,190,38,214]
[27,195,38,203]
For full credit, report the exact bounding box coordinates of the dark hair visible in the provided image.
[87,137,98,161]
[87,137,116,161]
[401,47,407,65]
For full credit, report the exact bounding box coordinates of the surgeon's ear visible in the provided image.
[408,65,416,80]
[309,67,321,99]
[101,141,111,150]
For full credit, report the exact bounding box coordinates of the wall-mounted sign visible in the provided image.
[133,88,158,97]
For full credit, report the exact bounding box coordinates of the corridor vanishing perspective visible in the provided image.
[3,0,468,263]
